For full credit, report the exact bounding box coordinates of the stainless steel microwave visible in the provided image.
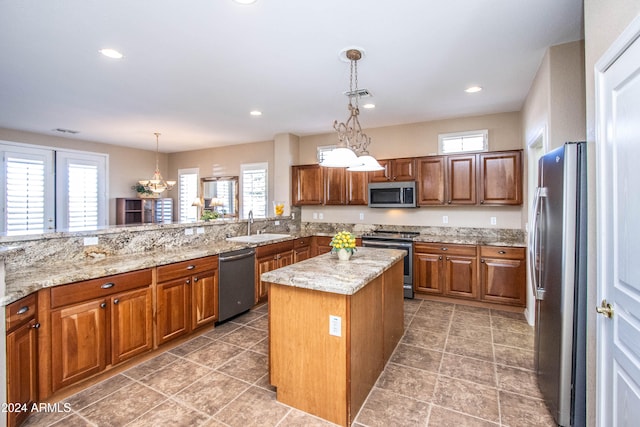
[368,181,417,208]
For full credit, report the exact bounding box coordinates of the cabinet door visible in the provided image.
[294,246,311,263]
[156,279,190,345]
[323,167,346,205]
[444,256,477,299]
[392,158,416,181]
[191,269,218,329]
[111,287,152,364]
[346,171,368,205]
[478,151,522,205]
[479,247,526,306]
[256,255,276,304]
[368,160,392,182]
[51,299,107,391]
[292,165,323,205]
[416,156,446,205]
[6,319,38,427]
[413,252,443,295]
[312,236,333,257]
[447,155,476,205]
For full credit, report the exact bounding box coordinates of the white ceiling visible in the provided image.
[0,0,584,153]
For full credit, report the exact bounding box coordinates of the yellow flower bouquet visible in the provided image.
[329,231,357,254]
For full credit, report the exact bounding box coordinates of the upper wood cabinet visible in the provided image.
[323,167,346,205]
[346,170,368,205]
[292,165,323,205]
[478,150,523,205]
[417,150,522,206]
[416,156,446,205]
[369,158,416,182]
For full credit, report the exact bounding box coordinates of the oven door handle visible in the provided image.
[362,240,413,249]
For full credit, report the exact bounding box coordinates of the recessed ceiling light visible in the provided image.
[465,86,483,93]
[250,110,262,116]
[99,48,124,59]
[363,103,376,109]
[234,0,257,4]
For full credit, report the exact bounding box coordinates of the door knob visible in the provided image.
[596,299,614,318]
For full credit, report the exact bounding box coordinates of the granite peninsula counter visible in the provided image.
[263,247,405,427]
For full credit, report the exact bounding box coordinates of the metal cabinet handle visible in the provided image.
[193,277,199,282]
[446,257,450,261]
[17,306,29,315]
[441,247,448,251]
[498,250,506,254]
[32,322,40,329]
[448,200,452,204]
[113,299,119,305]
[101,282,115,289]
[187,265,196,270]
[439,256,442,260]
[481,259,485,263]
[100,302,107,309]
[480,200,484,204]
[186,279,191,284]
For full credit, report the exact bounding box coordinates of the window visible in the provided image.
[438,130,488,154]
[241,162,268,219]
[178,168,199,222]
[56,150,107,231]
[1,142,107,234]
[317,145,337,164]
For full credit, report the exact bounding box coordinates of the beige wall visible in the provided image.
[584,1,640,425]
[298,112,522,164]
[0,127,164,224]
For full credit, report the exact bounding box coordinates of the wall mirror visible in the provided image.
[200,176,239,218]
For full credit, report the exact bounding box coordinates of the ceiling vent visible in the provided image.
[344,88,372,98]
[53,128,79,134]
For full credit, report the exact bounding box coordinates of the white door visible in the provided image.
[596,16,640,427]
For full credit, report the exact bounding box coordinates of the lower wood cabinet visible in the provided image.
[479,246,526,306]
[414,243,478,300]
[48,269,153,393]
[293,237,312,263]
[156,256,219,345]
[255,241,294,304]
[5,294,39,427]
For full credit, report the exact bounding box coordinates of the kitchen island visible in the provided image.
[261,247,405,427]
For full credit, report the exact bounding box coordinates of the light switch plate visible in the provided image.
[196,227,205,234]
[83,236,99,246]
[329,315,341,337]
[442,215,449,224]
[185,228,194,235]
[490,217,497,225]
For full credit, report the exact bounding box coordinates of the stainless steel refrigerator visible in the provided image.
[529,141,587,427]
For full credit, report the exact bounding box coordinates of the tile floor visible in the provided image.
[23,299,555,427]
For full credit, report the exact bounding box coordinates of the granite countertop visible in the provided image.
[412,235,526,247]
[260,247,405,296]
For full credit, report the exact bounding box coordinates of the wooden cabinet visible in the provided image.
[156,256,219,345]
[414,243,478,300]
[116,198,173,225]
[369,158,416,182]
[479,246,526,306]
[312,236,333,257]
[292,165,323,205]
[416,156,446,205]
[255,241,294,304]
[293,237,312,263]
[478,151,523,205]
[49,269,152,392]
[323,167,346,205]
[6,294,39,427]
[447,154,477,205]
[346,170,368,205]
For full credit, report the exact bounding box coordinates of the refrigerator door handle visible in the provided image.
[529,187,547,300]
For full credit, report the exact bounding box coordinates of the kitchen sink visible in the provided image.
[226,233,291,244]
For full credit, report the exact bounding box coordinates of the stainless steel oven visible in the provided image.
[361,231,418,298]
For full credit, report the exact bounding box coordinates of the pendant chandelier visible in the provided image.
[321,48,383,171]
[138,132,176,194]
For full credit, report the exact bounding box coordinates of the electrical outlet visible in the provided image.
[442,215,448,224]
[313,212,318,219]
[359,212,364,220]
[319,213,324,220]
[490,217,497,225]
[196,227,205,234]
[329,315,342,337]
[274,220,280,225]
[185,228,194,235]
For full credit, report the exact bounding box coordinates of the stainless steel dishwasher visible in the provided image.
[218,248,256,322]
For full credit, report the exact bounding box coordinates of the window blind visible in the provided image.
[241,164,267,218]
[67,162,99,230]
[179,170,198,222]
[5,156,46,233]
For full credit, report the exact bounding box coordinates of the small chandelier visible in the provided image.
[138,132,176,194]
[321,48,383,171]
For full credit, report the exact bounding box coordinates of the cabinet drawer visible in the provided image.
[156,256,218,283]
[256,240,294,258]
[6,293,37,332]
[293,237,311,248]
[50,269,152,309]
[414,243,477,256]
[479,246,525,259]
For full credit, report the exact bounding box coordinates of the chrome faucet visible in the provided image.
[247,210,254,235]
